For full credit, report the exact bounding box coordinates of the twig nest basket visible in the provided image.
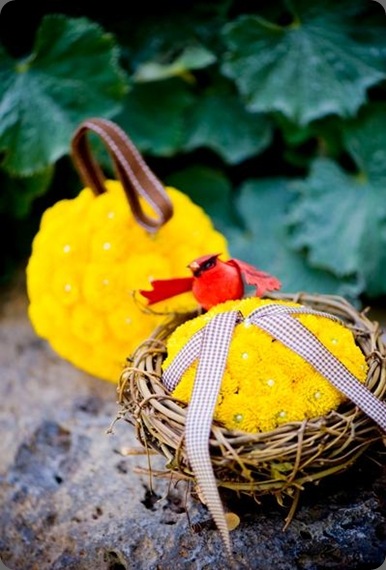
[117,292,386,556]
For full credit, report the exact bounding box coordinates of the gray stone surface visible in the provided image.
[0,273,385,570]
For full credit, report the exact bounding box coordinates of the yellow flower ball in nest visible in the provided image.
[26,180,229,382]
[164,298,368,433]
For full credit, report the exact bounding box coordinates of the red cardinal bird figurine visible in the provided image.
[140,253,282,311]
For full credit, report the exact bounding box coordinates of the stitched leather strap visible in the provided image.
[71,118,173,232]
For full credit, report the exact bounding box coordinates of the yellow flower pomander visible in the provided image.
[26,180,229,382]
[164,298,368,433]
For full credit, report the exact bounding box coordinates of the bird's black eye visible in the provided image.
[202,258,216,271]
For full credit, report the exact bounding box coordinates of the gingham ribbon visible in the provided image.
[185,311,240,556]
[71,118,173,232]
[162,303,386,557]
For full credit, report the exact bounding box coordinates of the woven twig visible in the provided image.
[117,293,386,502]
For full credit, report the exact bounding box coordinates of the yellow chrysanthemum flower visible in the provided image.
[164,298,368,433]
[26,180,229,382]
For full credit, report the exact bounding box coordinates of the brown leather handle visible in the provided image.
[71,118,173,232]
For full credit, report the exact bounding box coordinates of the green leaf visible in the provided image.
[0,15,128,175]
[288,158,386,297]
[0,167,54,218]
[227,177,361,300]
[118,3,229,71]
[183,87,272,164]
[221,3,386,125]
[275,113,344,156]
[116,79,194,156]
[165,165,241,232]
[133,45,216,82]
[343,102,386,185]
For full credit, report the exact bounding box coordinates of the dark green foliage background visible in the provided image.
[1,0,386,306]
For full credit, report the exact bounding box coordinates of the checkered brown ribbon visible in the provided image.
[163,303,386,557]
[71,118,173,232]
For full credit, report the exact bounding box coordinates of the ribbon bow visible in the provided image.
[163,303,386,558]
